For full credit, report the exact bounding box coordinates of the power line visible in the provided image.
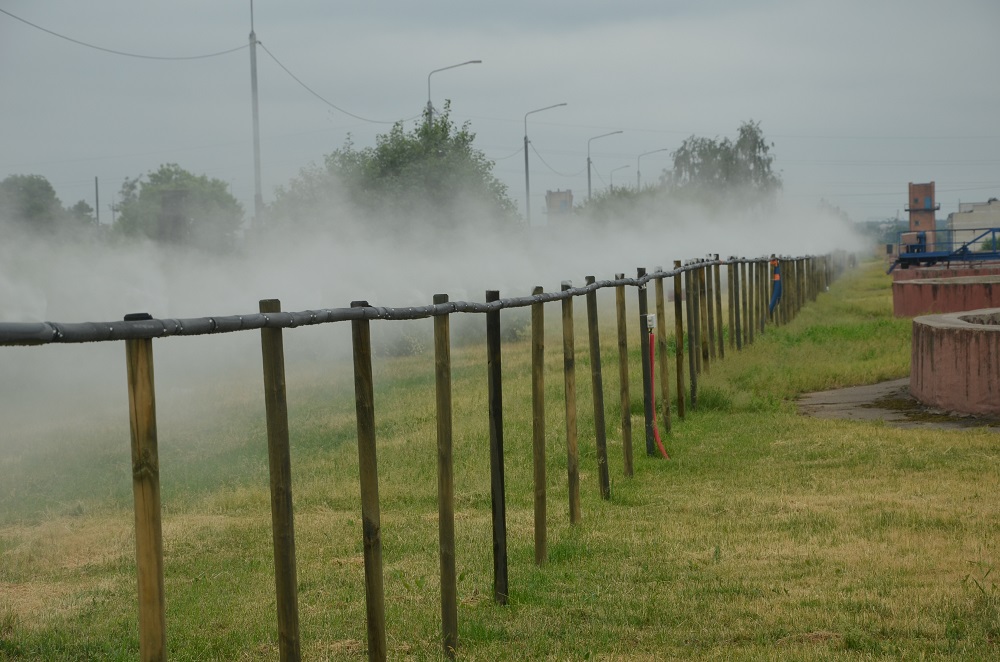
[488,147,523,162]
[529,143,586,178]
[0,8,247,60]
[258,42,420,125]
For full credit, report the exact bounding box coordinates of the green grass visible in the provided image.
[2,259,999,660]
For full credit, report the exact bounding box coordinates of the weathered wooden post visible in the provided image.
[561,282,581,524]
[755,259,764,331]
[653,270,671,434]
[350,301,387,662]
[530,286,547,565]
[684,266,698,409]
[124,315,167,662]
[672,261,686,419]
[258,300,301,662]
[585,276,611,500]
[691,263,703,374]
[748,260,756,345]
[798,258,806,314]
[485,290,509,605]
[726,257,739,350]
[433,294,458,657]
[732,259,743,351]
[740,261,749,348]
[704,260,716,362]
[713,257,724,360]
[636,268,655,455]
[614,275,634,477]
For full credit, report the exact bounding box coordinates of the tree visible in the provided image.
[115,164,243,252]
[271,103,518,234]
[669,120,781,202]
[0,174,66,232]
[68,200,96,226]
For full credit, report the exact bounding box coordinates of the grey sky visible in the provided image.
[1,0,998,224]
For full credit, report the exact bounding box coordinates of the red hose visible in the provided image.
[648,332,670,459]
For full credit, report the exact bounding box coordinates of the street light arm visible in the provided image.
[636,147,670,190]
[524,102,568,137]
[587,130,624,154]
[586,130,623,201]
[427,59,483,114]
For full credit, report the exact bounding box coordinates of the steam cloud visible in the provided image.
[0,190,865,451]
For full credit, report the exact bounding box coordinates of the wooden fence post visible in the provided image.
[530,286,547,565]
[672,261,686,419]
[585,277,611,500]
[726,257,742,350]
[124,324,167,662]
[758,260,765,337]
[740,261,749,348]
[636,268,655,456]
[350,301,387,662]
[713,258,724,360]
[258,299,301,662]
[560,282,581,525]
[614,275,633,477]
[684,267,698,409]
[691,264,703,375]
[748,260,756,345]
[653,271,671,434]
[485,290,509,605]
[704,261,716,362]
[433,294,458,657]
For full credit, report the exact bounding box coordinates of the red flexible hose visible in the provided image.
[648,332,670,459]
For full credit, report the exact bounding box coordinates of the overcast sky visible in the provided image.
[2,0,998,225]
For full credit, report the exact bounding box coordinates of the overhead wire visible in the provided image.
[0,8,247,60]
[258,42,420,125]
[529,143,586,178]
[488,147,524,162]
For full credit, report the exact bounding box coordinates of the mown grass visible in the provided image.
[2,259,999,660]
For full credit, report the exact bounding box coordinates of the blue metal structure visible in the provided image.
[889,226,1000,273]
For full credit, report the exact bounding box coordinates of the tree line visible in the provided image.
[0,113,781,252]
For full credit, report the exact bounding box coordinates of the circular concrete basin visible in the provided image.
[911,307,1000,416]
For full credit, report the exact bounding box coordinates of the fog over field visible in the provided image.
[8,0,985,455]
[0,191,862,448]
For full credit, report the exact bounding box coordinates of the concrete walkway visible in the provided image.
[796,378,1000,431]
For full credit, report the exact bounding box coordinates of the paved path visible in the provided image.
[797,378,1000,430]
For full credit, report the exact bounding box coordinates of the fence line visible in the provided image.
[1,253,844,661]
[1,259,759,347]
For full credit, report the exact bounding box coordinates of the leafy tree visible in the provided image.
[115,164,243,252]
[272,103,518,234]
[68,200,96,226]
[669,120,781,201]
[0,174,66,232]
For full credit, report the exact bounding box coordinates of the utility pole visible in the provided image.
[249,1,264,229]
[94,176,100,225]
[523,103,567,226]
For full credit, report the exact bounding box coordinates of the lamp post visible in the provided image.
[524,103,567,226]
[610,165,630,189]
[636,148,670,190]
[587,130,623,201]
[426,60,482,124]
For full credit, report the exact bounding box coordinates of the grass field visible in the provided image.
[1,260,998,660]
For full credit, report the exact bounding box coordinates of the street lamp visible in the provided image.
[426,60,482,123]
[587,130,623,201]
[610,165,630,189]
[636,148,670,190]
[524,102,567,226]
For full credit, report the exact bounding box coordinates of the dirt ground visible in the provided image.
[797,378,1000,431]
